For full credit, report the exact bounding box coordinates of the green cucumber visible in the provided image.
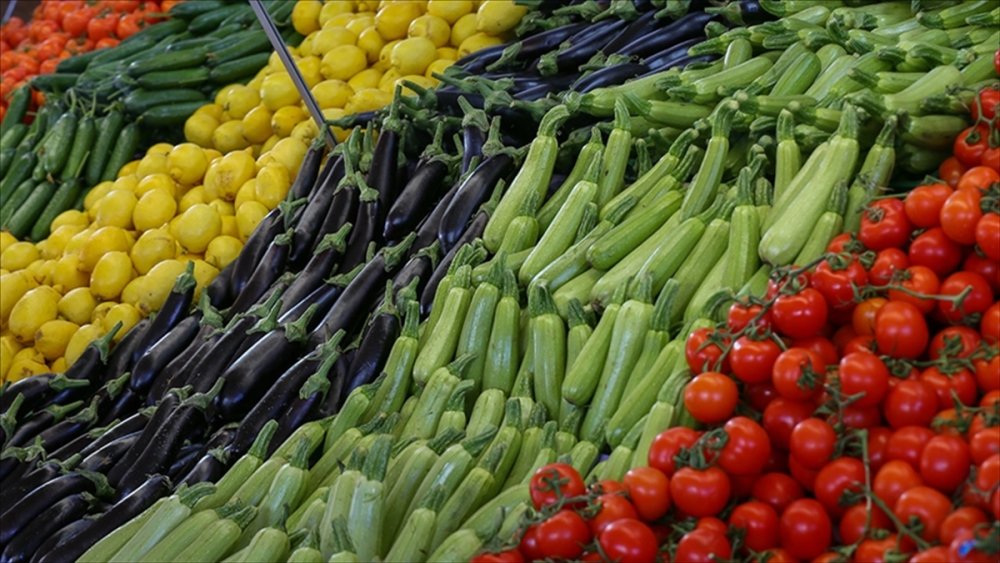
[128,46,210,76]
[86,109,125,187]
[7,181,57,239]
[30,180,83,241]
[136,67,210,89]
[100,122,141,183]
[124,89,207,116]
[139,102,213,127]
[0,179,36,227]
[208,52,271,84]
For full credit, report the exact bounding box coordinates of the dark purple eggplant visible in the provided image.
[228,207,284,298]
[35,474,169,563]
[30,396,99,453]
[392,242,441,298]
[0,453,79,510]
[308,235,414,349]
[104,388,184,486]
[130,266,196,367]
[0,393,27,446]
[640,36,700,70]
[0,373,54,414]
[279,224,353,317]
[344,291,400,395]
[618,11,715,58]
[572,62,650,93]
[421,215,489,316]
[366,101,402,204]
[79,431,141,473]
[96,386,141,426]
[225,229,294,315]
[0,471,109,546]
[128,316,200,394]
[77,409,149,462]
[338,179,383,274]
[178,318,256,395]
[537,18,627,75]
[114,382,221,498]
[309,180,359,259]
[166,442,206,482]
[314,348,355,419]
[1,493,92,563]
[102,318,149,380]
[4,400,84,449]
[44,412,115,463]
[29,518,94,563]
[275,262,363,326]
[205,260,235,308]
[458,97,489,174]
[603,10,659,53]
[177,449,226,486]
[512,78,575,101]
[412,180,463,251]
[452,42,507,74]
[288,155,347,266]
[485,21,588,71]
[289,139,325,201]
[46,327,121,407]
[384,158,450,242]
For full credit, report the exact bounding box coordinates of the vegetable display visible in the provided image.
[0,0,999,562]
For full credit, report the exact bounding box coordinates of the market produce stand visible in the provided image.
[1,1,998,562]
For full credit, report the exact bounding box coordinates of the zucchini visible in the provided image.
[124,89,207,116]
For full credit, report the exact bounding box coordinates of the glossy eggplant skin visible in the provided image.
[438,155,513,252]
[420,210,489,316]
[0,493,91,563]
[617,11,715,58]
[547,19,628,74]
[451,43,507,74]
[178,451,225,486]
[31,518,94,563]
[289,156,347,267]
[104,390,182,487]
[130,276,196,368]
[228,207,284,298]
[129,316,200,394]
[213,329,305,422]
[0,472,101,545]
[289,141,324,201]
[572,63,650,93]
[392,245,439,299]
[79,431,141,473]
[0,373,54,414]
[384,159,449,242]
[344,311,399,396]
[102,318,149,379]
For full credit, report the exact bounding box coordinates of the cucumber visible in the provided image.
[168,0,227,19]
[128,46,210,76]
[6,181,56,239]
[208,52,271,84]
[1,86,31,131]
[56,49,104,73]
[100,122,141,183]
[0,123,27,150]
[61,114,97,181]
[139,102,209,127]
[0,148,14,178]
[208,33,272,65]
[136,67,211,89]
[30,73,80,92]
[87,37,158,68]
[124,89,207,116]
[166,37,217,51]
[119,17,188,45]
[30,180,82,242]
[189,4,252,34]
[0,179,35,227]
[86,109,125,186]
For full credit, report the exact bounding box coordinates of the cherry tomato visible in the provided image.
[670,466,731,518]
[939,156,967,187]
[875,301,929,359]
[874,459,924,510]
[730,336,782,385]
[888,265,941,313]
[886,426,936,468]
[868,249,910,286]
[779,499,832,560]
[867,427,892,473]
[771,347,824,401]
[675,528,732,563]
[904,183,954,227]
[970,427,1000,464]
[518,524,545,562]
[981,145,1000,171]
[529,463,586,510]
[938,271,995,323]
[860,198,912,251]
[836,351,890,408]
[982,302,1000,343]
[472,550,525,563]
[826,233,854,254]
[911,546,953,563]
[685,327,728,374]
[853,297,888,336]
[894,485,952,542]
[534,510,590,560]
[974,355,1000,394]
[812,457,865,519]
[727,300,771,333]
[964,251,1000,293]
[789,418,836,470]
[648,427,700,477]
[948,527,996,563]
[957,165,1000,194]
[772,288,829,339]
[908,228,964,278]
[589,493,638,536]
[728,500,779,552]
[940,188,984,245]
[954,125,990,168]
[812,258,868,311]
[855,536,905,563]
[929,326,983,360]
[839,503,890,545]
[965,454,1000,511]
[920,366,978,410]
[623,467,671,521]
[970,87,999,121]
[751,472,804,514]
[695,517,728,536]
[940,507,989,546]
[884,380,939,429]
[597,519,658,563]
[684,372,738,424]
[87,16,117,42]
[590,480,627,496]
[919,435,971,493]
[718,416,771,477]
[762,398,815,450]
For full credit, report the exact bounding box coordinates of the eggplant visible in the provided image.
[225,230,294,315]
[0,493,92,563]
[289,139,326,201]
[34,475,170,563]
[228,206,284,298]
[279,224,353,317]
[338,179,383,274]
[166,442,206,481]
[314,348,355,420]
[77,409,149,462]
[128,316,201,394]
[571,62,650,93]
[488,21,588,70]
[367,103,402,204]
[288,154,347,266]
[0,471,108,546]
[539,18,628,74]
[618,11,715,58]
[310,180,359,258]
[386,158,452,243]
[96,386,141,426]
[130,267,196,367]
[0,373,55,414]
[392,242,441,298]
[30,518,94,563]
[458,98,489,174]
[5,401,84,449]
[412,179,464,251]
[102,318,149,379]
[275,264,361,327]
[420,213,489,316]
[603,10,659,54]
[641,36,701,70]
[344,292,400,395]
[46,327,121,407]
[104,389,183,486]
[30,396,100,453]
[205,260,235,308]
[177,450,226,486]
[0,455,78,510]
[79,431,141,473]
[452,42,508,74]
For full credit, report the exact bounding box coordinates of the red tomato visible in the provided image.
[597,519,658,563]
[534,510,590,560]
[826,233,854,254]
[954,125,989,168]
[887,265,940,313]
[839,503,890,545]
[860,198,912,251]
[940,188,984,245]
[981,302,1000,343]
[695,517,728,536]
[116,13,145,39]
[904,183,953,227]
[964,251,1000,294]
[623,467,671,521]
[920,366,978,410]
[970,427,1000,464]
[771,347,824,401]
[590,480,627,496]
[751,472,804,514]
[957,165,1000,194]
[675,528,732,563]
[727,300,771,334]
[779,499,832,560]
[853,297,888,336]
[894,485,952,542]
[772,288,828,339]
[868,248,910,286]
[471,550,524,563]
[929,326,983,360]
[648,427,700,477]
[884,380,939,429]
[938,271,994,323]
[518,524,545,562]
[965,454,1000,511]
[948,528,996,563]
[670,466,731,518]
[836,351,890,408]
[744,382,779,412]
[911,546,953,563]
[974,355,1000,394]
[919,435,971,493]
[940,507,988,546]
[867,427,892,473]
[855,536,906,563]
[718,416,771,477]
[728,500,779,552]
[875,301,929,359]
[685,327,728,374]
[762,398,815,450]
[908,228,964,278]
[874,459,923,508]
[730,337,782,385]
[813,457,866,518]
[529,463,586,510]
[812,258,868,310]
[843,334,876,355]
[788,418,836,470]
[684,372,738,424]
[970,87,999,121]
[886,426,936,467]
[982,145,1000,171]
[87,16,117,42]
[589,494,638,535]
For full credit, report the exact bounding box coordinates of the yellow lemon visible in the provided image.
[117,159,141,178]
[312,80,355,109]
[0,242,38,272]
[221,216,239,238]
[261,71,302,111]
[147,142,173,156]
[319,0,355,27]
[236,201,269,240]
[90,252,135,301]
[204,150,257,202]
[242,105,274,144]
[235,179,258,210]
[131,189,178,232]
[8,286,60,343]
[321,45,367,81]
[0,270,37,322]
[83,181,115,212]
[64,323,103,366]
[196,103,225,121]
[94,189,138,229]
[179,185,207,212]
[51,255,89,292]
[58,287,97,325]
[476,0,528,34]
[291,120,319,144]
[348,67,383,91]
[103,303,141,341]
[375,1,423,40]
[450,12,478,47]
[312,26,358,55]
[79,226,131,272]
[34,319,79,361]
[111,174,139,193]
[436,46,458,60]
[425,58,452,78]
[297,55,324,88]
[212,120,250,153]
[130,228,179,275]
[43,225,83,259]
[265,137,308,177]
[205,236,243,270]
[345,14,375,35]
[171,204,222,254]
[184,112,219,148]
[189,260,219,298]
[135,151,169,177]
[458,32,503,58]
[209,199,235,217]
[271,105,309,138]
[427,0,472,24]
[408,14,450,47]
[225,85,261,120]
[255,163,292,208]
[5,355,49,382]
[292,0,322,34]
[139,260,187,314]
[346,87,393,113]
[0,232,13,254]
[356,26,385,63]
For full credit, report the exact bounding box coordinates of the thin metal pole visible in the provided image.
[248,0,336,148]
[2,0,19,24]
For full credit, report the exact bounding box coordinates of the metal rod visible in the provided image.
[248,0,336,148]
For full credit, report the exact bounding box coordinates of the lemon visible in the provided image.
[291,120,319,144]
[103,303,141,341]
[135,152,169,177]
[356,26,385,63]
[120,277,146,308]
[235,179,258,210]
[325,11,359,30]
[165,144,208,188]
[0,242,39,272]
[312,26,358,55]
[117,159,141,178]
[179,185,207,212]
[130,228,179,275]
[58,287,97,325]
[6,356,48,382]
[9,286,60,343]
[425,58,453,78]
[378,68,402,92]
[90,252,135,302]
[313,80,355,110]
[94,189,138,229]
[346,14,375,35]
[319,0,354,27]
[436,46,458,60]
[347,87,393,113]
[378,39,401,67]
[34,319,79,361]
[204,150,257,202]
[64,323,103,366]
[212,120,250,153]
[148,142,173,156]
[375,1,423,40]
[209,199,235,217]
[24,259,52,285]
[79,226,131,272]
[185,112,220,148]
[476,0,527,34]
[321,45,368,81]
[459,32,503,58]
[196,103,225,121]
[206,236,244,270]
[83,181,115,212]
[236,201,269,240]
[292,0,322,34]
[298,55,325,88]
[225,85,260,120]
[271,105,309,138]
[112,174,139,194]
[398,74,437,96]
[255,163,292,208]
[450,13,478,47]
[265,138,308,177]
[262,134,281,154]
[242,105,274,144]
[43,225,83,259]
[50,210,88,232]
[171,204,222,254]
[91,302,115,324]
[189,260,219,298]
[348,67,383,91]
[261,71,302,111]
[51,255,90,292]
[0,271,37,322]
[0,336,20,381]
[408,14,450,47]
[215,84,242,108]
[427,0,472,24]
[139,260,187,314]
[0,232,13,254]
[131,189,177,232]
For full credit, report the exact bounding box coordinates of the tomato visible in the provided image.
[519,524,545,562]
[771,348,824,401]
[941,188,984,245]
[728,501,779,552]
[929,326,983,360]
[727,301,771,333]
[919,435,971,493]
[751,472,804,514]
[745,382,779,412]
[684,372,738,424]
[811,457,865,518]
[940,507,988,546]
[648,427,700,478]
[947,528,996,563]
[788,418,836,470]
[887,265,941,313]
[854,536,905,563]
[975,214,1000,264]
[911,546,953,563]
[939,157,968,188]
[826,233,854,254]
[718,417,771,477]
[964,251,1000,294]
[920,366,978,410]
[685,327,728,374]
[695,517,728,536]
[590,480,627,496]
[905,183,954,227]
[884,380,939,429]
[835,351,890,409]
[622,467,670,521]
[938,271,995,323]
[730,337,781,385]
[772,288,828,339]
[61,6,96,36]
[886,426,936,467]
[87,16,117,42]
[874,459,924,510]
[471,550,525,563]
[894,485,952,542]
[670,466,731,518]
[589,493,638,535]
[860,198,912,251]
[529,463,586,510]
[812,258,868,311]
[853,297,888,336]
[597,519,658,563]
[957,166,1000,194]
[779,499,832,560]
[982,302,1000,343]
[908,228,964,278]
[981,145,1000,171]
[875,301,929,359]
[975,355,1000,394]
[839,503,890,545]
[793,337,839,369]
[965,454,1000,511]
[116,13,144,39]
[970,427,1000,464]
[762,398,814,450]
[675,528,732,563]
[970,87,999,121]
[95,37,120,49]
[954,125,990,168]
[534,510,590,560]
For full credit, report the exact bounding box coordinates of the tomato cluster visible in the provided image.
[948,85,1000,176]
[0,0,170,117]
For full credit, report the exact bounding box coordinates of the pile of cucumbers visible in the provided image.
[0,0,299,241]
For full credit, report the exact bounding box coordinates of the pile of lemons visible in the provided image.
[185,0,526,152]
